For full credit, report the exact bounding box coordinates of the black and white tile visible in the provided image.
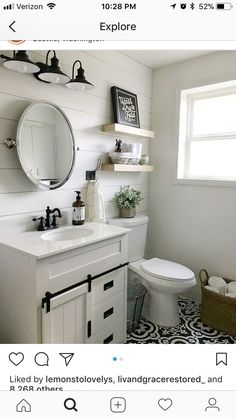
[126,297,236,344]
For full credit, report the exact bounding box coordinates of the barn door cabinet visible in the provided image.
[0,232,128,344]
[42,264,127,344]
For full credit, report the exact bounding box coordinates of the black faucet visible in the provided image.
[33,206,62,231]
[45,206,62,229]
[50,208,62,229]
[32,216,46,231]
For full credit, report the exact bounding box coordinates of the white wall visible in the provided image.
[149,51,236,300]
[0,50,153,234]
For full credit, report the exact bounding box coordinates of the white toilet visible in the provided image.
[109,215,196,327]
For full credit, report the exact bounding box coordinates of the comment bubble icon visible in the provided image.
[34,352,49,367]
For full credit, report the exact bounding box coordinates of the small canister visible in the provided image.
[140,154,149,165]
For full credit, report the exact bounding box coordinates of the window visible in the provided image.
[177,81,236,181]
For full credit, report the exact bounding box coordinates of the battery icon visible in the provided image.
[216,2,233,9]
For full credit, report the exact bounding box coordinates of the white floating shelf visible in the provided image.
[101,164,154,172]
[101,123,154,139]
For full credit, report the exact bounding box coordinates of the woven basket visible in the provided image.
[199,269,236,336]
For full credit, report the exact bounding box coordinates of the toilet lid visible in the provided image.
[141,258,195,281]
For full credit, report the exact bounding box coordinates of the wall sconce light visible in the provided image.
[35,50,70,84]
[66,60,94,91]
[0,50,40,74]
[1,50,94,91]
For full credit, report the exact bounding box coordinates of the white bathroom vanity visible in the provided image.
[0,223,129,344]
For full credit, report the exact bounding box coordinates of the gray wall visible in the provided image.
[149,51,236,300]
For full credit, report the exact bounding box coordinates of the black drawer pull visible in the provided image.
[104,307,114,319]
[103,334,113,344]
[104,280,114,291]
[87,320,92,338]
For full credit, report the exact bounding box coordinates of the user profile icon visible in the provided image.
[205,398,220,412]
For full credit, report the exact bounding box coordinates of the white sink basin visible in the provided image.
[41,226,94,242]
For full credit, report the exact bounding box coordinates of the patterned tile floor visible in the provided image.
[126,297,236,344]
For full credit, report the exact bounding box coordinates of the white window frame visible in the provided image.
[177,80,236,182]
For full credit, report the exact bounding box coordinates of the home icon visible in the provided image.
[16,399,31,413]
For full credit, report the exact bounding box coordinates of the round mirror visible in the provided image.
[16,101,76,189]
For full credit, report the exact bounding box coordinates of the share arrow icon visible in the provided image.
[59,353,74,366]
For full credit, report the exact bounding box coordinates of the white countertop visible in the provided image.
[0,222,130,259]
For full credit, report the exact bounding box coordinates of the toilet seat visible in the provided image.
[141,258,195,282]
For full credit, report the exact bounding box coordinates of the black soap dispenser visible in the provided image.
[72,191,85,225]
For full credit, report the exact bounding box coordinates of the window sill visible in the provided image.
[174,178,236,188]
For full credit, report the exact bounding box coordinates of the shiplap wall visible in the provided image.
[0,50,153,234]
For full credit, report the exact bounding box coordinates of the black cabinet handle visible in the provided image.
[104,280,114,291]
[104,307,114,319]
[103,334,113,344]
[87,320,92,338]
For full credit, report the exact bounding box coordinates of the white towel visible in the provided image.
[208,276,227,294]
[205,285,220,294]
[122,142,142,157]
[122,142,136,153]
[227,282,236,294]
[135,143,142,157]
[86,179,105,222]
[226,292,236,298]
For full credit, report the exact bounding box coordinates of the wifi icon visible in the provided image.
[47,2,56,9]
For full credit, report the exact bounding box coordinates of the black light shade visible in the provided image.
[66,60,94,91]
[1,50,40,74]
[36,50,70,84]
[1,51,94,92]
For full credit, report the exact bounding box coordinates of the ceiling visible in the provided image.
[122,50,213,69]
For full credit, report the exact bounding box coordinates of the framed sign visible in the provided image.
[111,86,140,128]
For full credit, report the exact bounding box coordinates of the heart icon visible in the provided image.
[158,398,173,411]
[9,352,24,366]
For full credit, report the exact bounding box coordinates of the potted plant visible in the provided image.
[114,186,143,218]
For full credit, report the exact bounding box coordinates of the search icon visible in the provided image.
[64,398,78,412]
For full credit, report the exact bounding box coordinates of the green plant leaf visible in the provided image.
[114,186,143,209]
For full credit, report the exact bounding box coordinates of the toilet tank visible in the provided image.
[108,215,149,262]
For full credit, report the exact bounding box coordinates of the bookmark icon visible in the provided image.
[216,352,227,366]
